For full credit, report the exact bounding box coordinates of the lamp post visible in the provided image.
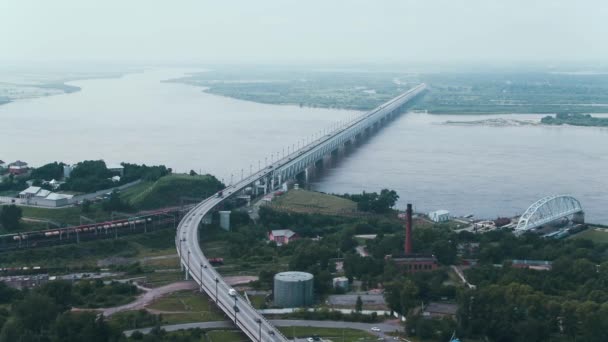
[200,263,204,292]
[215,277,219,303]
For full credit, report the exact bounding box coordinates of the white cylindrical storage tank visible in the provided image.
[273,271,314,308]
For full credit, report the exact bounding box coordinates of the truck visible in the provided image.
[217,191,223,198]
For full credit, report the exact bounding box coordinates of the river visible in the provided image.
[2,69,607,223]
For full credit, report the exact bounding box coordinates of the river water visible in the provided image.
[2,69,607,223]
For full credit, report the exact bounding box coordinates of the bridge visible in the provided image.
[515,195,584,232]
[176,84,427,341]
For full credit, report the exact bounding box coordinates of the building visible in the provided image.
[332,276,349,291]
[0,160,7,170]
[19,186,42,199]
[391,255,439,273]
[107,164,124,176]
[268,229,299,246]
[422,302,458,319]
[63,164,73,178]
[273,271,314,308]
[8,160,29,175]
[390,203,439,273]
[18,186,73,207]
[511,259,552,271]
[429,210,450,222]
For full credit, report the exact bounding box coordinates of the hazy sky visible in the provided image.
[1,0,607,65]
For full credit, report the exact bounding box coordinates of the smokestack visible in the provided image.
[405,203,413,255]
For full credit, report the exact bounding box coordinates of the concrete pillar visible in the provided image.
[219,211,231,231]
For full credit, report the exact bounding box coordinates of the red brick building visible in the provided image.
[389,254,439,273]
[268,229,299,246]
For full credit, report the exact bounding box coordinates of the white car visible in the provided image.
[228,289,237,297]
[371,327,381,332]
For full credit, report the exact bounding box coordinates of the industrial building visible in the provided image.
[389,204,439,273]
[429,210,450,222]
[273,271,314,308]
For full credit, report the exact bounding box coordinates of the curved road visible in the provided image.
[176,84,426,342]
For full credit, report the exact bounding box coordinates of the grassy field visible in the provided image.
[123,174,223,210]
[278,326,375,342]
[271,189,357,215]
[19,205,112,226]
[146,290,226,324]
[200,240,289,278]
[570,227,608,244]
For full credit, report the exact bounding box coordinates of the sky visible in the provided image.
[1,0,607,66]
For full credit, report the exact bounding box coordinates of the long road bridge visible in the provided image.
[176,84,427,341]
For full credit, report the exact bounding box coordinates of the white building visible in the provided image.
[18,186,74,207]
[19,186,42,199]
[332,276,349,290]
[429,210,450,222]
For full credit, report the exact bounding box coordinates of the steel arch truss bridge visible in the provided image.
[516,195,583,232]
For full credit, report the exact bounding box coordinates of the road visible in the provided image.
[124,319,403,339]
[176,85,426,342]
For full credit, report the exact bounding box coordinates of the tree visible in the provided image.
[0,205,22,231]
[102,191,132,212]
[399,280,419,315]
[355,295,363,312]
[30,162,64,181]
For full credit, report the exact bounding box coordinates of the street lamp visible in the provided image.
[200,263,204,292]
[187,250,190,273]
[215,277,219,303]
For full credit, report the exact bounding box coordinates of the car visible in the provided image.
[307,338,314,342]
[228,288,237,297]
[371,327,381,332]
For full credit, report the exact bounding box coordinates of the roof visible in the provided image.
[511,259,552,266]
[107,164,124,169]
[9,160,28,167]
[19,186,41,195]
[424,302,458,315]
[35,189,52,198]
[270,229,296,238]
[274,271,313,282]
[44,193,73,200]
[429,210,450,215]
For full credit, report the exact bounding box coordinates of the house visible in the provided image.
[429,210,450,222]
[8,160,29,175]
[268,229,299,246]
[0,160,7,170]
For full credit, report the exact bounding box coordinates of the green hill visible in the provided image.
[121,174,223,210]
